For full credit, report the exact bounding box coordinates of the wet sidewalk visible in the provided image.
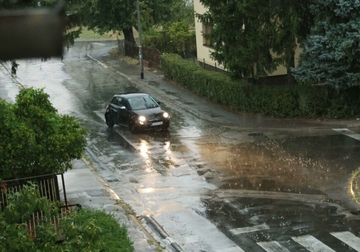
[63,159,160,252]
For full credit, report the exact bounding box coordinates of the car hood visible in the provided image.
[134,107,165,118]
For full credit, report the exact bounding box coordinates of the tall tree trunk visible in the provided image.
[286,51,296,85]
[123,27,136,57]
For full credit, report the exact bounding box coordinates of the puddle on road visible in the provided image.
[220,177,324,195]
[198,134,360,203]
[200,196,347,238]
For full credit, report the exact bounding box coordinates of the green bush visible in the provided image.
[160,54,360,118]
[143,22,196,57]
[60,208,134,252]
[0,183,134,252]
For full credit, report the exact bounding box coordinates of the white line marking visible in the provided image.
[257,241,291,252]
[331,231,360,251]
[292,235,335,252]
[230,223,269,235]
[333,128,360,141]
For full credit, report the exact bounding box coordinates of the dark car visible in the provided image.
[104,93,170,133]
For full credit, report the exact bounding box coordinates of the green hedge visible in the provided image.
[160,54,360,118]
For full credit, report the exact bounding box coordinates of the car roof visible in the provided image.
[113,93,149,99]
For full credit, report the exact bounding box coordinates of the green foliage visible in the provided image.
[167,21,193,52]
[197,0,314,81]
[269,0,314,83]
[293,0,360,90]
[162,0,194,27]
[144,21,196,56]
[0,88,88,179]
[78,0,182,43]
[0,183,134,252]
[60,208,134,251]
[0,183,60,252]
[161,53,360,118]
[78,0,135,34]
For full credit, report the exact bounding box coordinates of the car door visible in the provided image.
[108,97,121,124]
[117,97,130,125]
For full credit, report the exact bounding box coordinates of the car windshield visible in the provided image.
[128,95,158,110]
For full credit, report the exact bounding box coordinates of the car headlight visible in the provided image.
[138,116,146,125]
[163,112,169,118]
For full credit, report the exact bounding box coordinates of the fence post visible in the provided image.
[117,38,124,55]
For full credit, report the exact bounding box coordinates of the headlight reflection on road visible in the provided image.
[163,141,171,151]
[141,187,155,194]
[139,139,152,172]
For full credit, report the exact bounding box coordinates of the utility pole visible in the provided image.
[136,0,144,79]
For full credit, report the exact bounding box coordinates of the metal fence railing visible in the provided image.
[1,173,80,241]
[0,173,67,210]
[118,39,163,69]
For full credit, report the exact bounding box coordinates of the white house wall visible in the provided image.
[194,0,225,70]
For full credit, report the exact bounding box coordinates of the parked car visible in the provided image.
[104,93,170,133]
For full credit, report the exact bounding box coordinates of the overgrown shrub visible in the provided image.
[0,183,134,252]
[60,208,134,252]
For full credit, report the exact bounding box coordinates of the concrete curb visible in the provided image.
[84,147,163,249]
[143,215,184,252]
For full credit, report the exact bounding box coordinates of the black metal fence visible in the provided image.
[0,173,80,240]
[118,39,163,69]
[0,173,67,210]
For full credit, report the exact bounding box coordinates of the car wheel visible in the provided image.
[106,116,114,128]
[129,121,138,134]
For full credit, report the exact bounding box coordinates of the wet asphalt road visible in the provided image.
[1,41,360,251]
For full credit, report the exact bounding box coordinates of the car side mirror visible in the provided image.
[157,101,161,105]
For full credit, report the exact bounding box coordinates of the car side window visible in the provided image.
[110,97,118,105]
[118,98,127,108]
[112,97,123,106]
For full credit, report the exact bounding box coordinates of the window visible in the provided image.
[111,97,125,107]
[128,96,158,110]
[202,22,212,47]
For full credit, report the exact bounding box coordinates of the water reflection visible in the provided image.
[139,139,149,157]
[198,133,360,207]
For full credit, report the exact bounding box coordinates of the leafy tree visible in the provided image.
[270,0,314,84]
[293,0,360,90]
[164,0,194,27]
[142,1,196,56]
[142,22,196,57]
[197,0,279,79]
[197,0,314,82]
[78,0,179,46]
[0,88,88,179]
